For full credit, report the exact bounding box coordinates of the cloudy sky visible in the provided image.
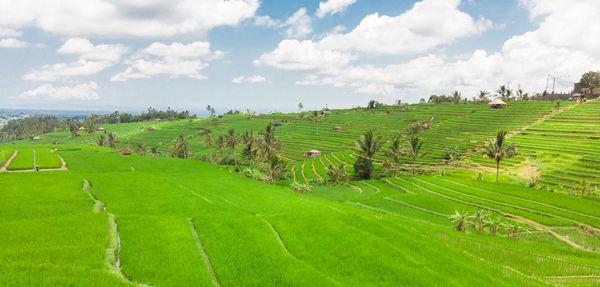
[1,0,599,113]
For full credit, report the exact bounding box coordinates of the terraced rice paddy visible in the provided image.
[1,145,600,286]
[4,146,63,170]
[3,99,600,286]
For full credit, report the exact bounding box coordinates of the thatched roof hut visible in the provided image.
[332,126,343,131]
[32,136,40,141]
[489,98,507,109]
[306,150,322,158]
[118,149,132,155]
[146,127,155,131]
[97,127,106,131]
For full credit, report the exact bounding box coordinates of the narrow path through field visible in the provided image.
[262,218,342,286]
[345,182,363,193]
[2,151,68,173]
[300,162,308,183]
[384,197,448,217]
[188,218,222,287]
[397,177,594,252]
[381,179,415,194]
[311,162,323,181]
[0,150,17,172]
[330,153,351,167]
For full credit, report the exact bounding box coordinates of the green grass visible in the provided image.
[4,146,62,170]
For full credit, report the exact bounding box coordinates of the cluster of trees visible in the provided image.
[95,107,194,125]
[96,132,117,148]
[449,209,530,239]
[422,86,530,105]
[579,71,600,94]
[0,115,63,142]
[199,125,289,183]
[352,128,427,179]
[0,107,195,142]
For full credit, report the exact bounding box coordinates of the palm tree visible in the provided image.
[385,137,404,164]
[254,125,283,160]
[451,90,462,104]
[225,129,240,165]
[215,135,225,160]
[200,129,213,161]
[449,210,472,232]
[241,131,256,161]
[171,135,190,159]
[482,131,519,183]
[355,129,384,159]
[405,136,426,174]
[478,90,489,103]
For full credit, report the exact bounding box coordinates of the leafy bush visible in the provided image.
[353,156,374,179]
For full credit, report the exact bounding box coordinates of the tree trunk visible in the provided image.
[496,161,500,183]
[412,157,416,175]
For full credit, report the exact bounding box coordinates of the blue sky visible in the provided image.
[0,0,598,114]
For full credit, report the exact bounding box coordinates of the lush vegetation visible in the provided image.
[2,93,600,286]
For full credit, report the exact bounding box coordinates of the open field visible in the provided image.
[1,145,600,286]
[4,146,63,170]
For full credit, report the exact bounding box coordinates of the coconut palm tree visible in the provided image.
[355,129,384,159]
[482,131,519,183]
[478,90,490,103]
[254,125,283,161]
[385,137,404,164]
[405,136,426,174]
[200,129,213,161]
[449,210,472,232]
[225,129,241,165]
[451,90,462,104]
[215,135,225,160]
[241,131,255,161]
[171,135,190,159]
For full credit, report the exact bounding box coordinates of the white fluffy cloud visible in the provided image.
[58,38,128,62]
[282,8,312,38]
[316,0,357,18]
[318,0,490,55]
[232,75,266,83]
[23,60,114,82]
[18,82,99,100]
[0,0,259,38]
[254,39,355,72]
[24,38,127,82]
[259,0,600,101]
[0,27,21,37]
[0,38,29,48]
[111,41,221,81]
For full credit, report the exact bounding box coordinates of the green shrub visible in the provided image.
[353,156,374,179]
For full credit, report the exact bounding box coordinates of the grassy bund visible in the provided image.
[2,100,600,286]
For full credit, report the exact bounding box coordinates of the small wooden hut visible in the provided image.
[332,126,343,131]
[118,149,132,155]
[489,98,507,109]
[306,150,322,158]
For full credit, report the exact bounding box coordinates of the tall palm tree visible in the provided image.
[482,131,519,182]
[478,90,489,103]
[215,135,225,160]
[385,137,404,164]
[451,90,462,104]
[200,129,213,161]
[405,136,426,174]
[171,135,190,159]
[241,131,255,161]
[355,129,384,159]
[225,129,240,165]
[254,125,283,160]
